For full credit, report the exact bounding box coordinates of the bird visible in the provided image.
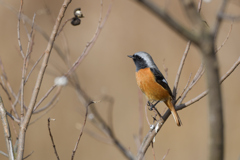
[128,52,182,126]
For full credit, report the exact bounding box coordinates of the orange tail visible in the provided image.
[164,99,182,126]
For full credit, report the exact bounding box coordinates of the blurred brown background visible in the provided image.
[0,0,240,159]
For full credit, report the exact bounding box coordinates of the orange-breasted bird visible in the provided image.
[128,52,182,126]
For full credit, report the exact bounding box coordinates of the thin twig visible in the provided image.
[137,0,199,44]
[178,63,204,105]
[176,56,240,109]
[71,101,95,160]
[173,0,202,97]
[56,18,72,37]
[17,0,25,58]
[215,21,233,53]
[173,41,191,97]
[175,73,192,104]
[48,118,60,160]
[0,96,14,160]
[25,52,45,83]
[6,111,21,124]
[0,58,19,119]
[25,13,36,58]
[33,85,57,111]
[145,103,151,126]
[30,98,59,125]
[220,13,240,21]
[33,86,61,114]
[0,150,8,157]
[0,82,12,101]
[162,149,170,160]
[151,142,156,160]
[176,56,240,110]
[138,89,144,144]
[66,0,112,76]
[23,151,34,159]
[212,0,228,37]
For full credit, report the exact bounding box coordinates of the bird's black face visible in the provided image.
[128,54,148,71]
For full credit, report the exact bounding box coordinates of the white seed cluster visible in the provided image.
[54,76,68,86]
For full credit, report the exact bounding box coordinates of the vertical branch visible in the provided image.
[200,37,224,160]
[71,101,92,160]
[48,118,60,160]
[206,1,227,160]
[173,0,202,98]
[17,0,25,58]
[138,89,144,144]
[0,96,14,160]
[16,0,72,159]
[173,41,191,97]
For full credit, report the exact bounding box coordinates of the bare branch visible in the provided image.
[23,151,34,159]
[177,56,240,110]
[56,18,72,37]
[17,1,73,159]
[71,101,95,160]
[180,0,203,28]
[17,0,25,58]
[25,52,45,83]
[178,63,204,105]
[220,56,240,83]
[219,13,240,21]
[0,96,14,160]
[212,0,228,37]
[173,0,202,97]
[175,73,192,104]
[136,119,164,160]
[173,41,191,97]
[138,89,144,144]
[162,149,170,160]
[33,85,57,111]
[0,58,19,119]
[0,150,8,157]
[48,118,60,160]
[216,21,233,53]
[66,1,112,76]
[30,98,59,125]
[137,0,199,44]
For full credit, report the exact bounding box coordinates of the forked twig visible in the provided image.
[0,96,14,160]
[17,0,73,159]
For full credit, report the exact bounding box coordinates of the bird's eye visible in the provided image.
[135,56,141,60]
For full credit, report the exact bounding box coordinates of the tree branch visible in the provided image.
[16,0,72,159]
[137,0,200,44]
[0,96,14,160]
[48,118,60,160]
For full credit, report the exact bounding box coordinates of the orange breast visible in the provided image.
[136,68,170,102]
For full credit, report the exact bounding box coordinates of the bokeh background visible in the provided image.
[0,0,240,159]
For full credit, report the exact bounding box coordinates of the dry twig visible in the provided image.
[48,118,60,160]
[0,96,14,160]
[71,101,95,160]
[16,0,73,159]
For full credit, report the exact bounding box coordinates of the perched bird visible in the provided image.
[128,52,182,126]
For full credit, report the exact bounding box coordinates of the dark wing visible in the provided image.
[150,68,174,98]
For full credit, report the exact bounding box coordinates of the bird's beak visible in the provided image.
[128,55,133,58]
